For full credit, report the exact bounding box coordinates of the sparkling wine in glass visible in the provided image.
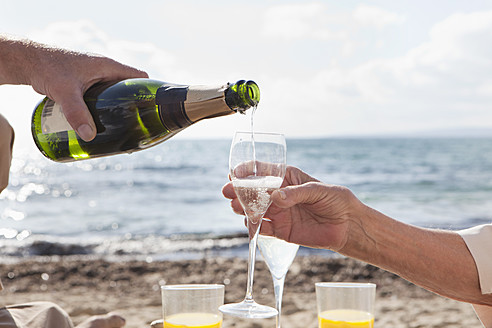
[219,131,286,319]
[258,235,299,328]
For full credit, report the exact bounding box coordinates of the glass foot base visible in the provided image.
[219,300,278,319]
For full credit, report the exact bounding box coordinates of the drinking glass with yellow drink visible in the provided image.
[161,284,225,328]
[315,282,376,328]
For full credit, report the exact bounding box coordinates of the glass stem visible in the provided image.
[245,222,261,302]
[273,276,286,328]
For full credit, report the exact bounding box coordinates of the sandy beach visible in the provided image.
[0,256,483,328]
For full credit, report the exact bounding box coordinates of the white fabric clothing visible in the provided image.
[459,224,492,327]
[0,302,73,328]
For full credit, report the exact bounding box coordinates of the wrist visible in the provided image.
[338,202,378,258]
[339,203,427,277]
[337,200,413,270]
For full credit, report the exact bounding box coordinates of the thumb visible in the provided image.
[271,182,322,208]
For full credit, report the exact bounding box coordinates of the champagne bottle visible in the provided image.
[31,78,260,162]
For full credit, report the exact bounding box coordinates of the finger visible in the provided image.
[97,58,149,83]
[110,66,148,81]
[231,161,255,178]
[57,91,97,141]
[283,165,319,186]
[222,182,236,199]
[231,199,244,215]
[271,182,322,208]
[270,188,292,208]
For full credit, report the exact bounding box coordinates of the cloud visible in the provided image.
[356,10,492,103]
[262,2,405,41]
[260,2,406,60]
[385,10,492,104]
[353,4,406,28]
[262,3,347,41]
[260,9,492,136]
[414,11,492,78]
[29,20,179,80]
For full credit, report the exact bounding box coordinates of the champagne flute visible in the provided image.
[258,235,299,328]
[219,131,286,319]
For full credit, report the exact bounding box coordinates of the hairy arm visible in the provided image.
[0,36,31,84]
[340,202,492,306]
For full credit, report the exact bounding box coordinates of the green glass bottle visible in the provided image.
[31,78,260,162]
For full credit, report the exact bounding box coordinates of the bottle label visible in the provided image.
[156,84,230,131]
[40,99,73,134]
[156,85,192,131]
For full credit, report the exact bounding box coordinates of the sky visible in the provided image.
[1,0,492,150]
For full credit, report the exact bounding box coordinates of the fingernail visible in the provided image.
[278,190,287,200]
[77,124,94,141]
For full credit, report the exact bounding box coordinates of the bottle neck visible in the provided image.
[225,80,260,113]
[156,80,260,132]
[157,84,235,132]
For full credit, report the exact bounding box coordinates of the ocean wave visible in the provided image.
[0,233,250,260]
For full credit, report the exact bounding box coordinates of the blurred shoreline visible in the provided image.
[0,232,340,264]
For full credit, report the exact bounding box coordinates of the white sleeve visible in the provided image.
[458,224,492,294]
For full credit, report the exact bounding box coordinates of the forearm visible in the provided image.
[0,35,35,85]
[341,204,492,306]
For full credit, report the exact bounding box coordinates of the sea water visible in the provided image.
[1,137,492,261]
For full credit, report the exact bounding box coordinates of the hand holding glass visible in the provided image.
[219,132,286,319]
